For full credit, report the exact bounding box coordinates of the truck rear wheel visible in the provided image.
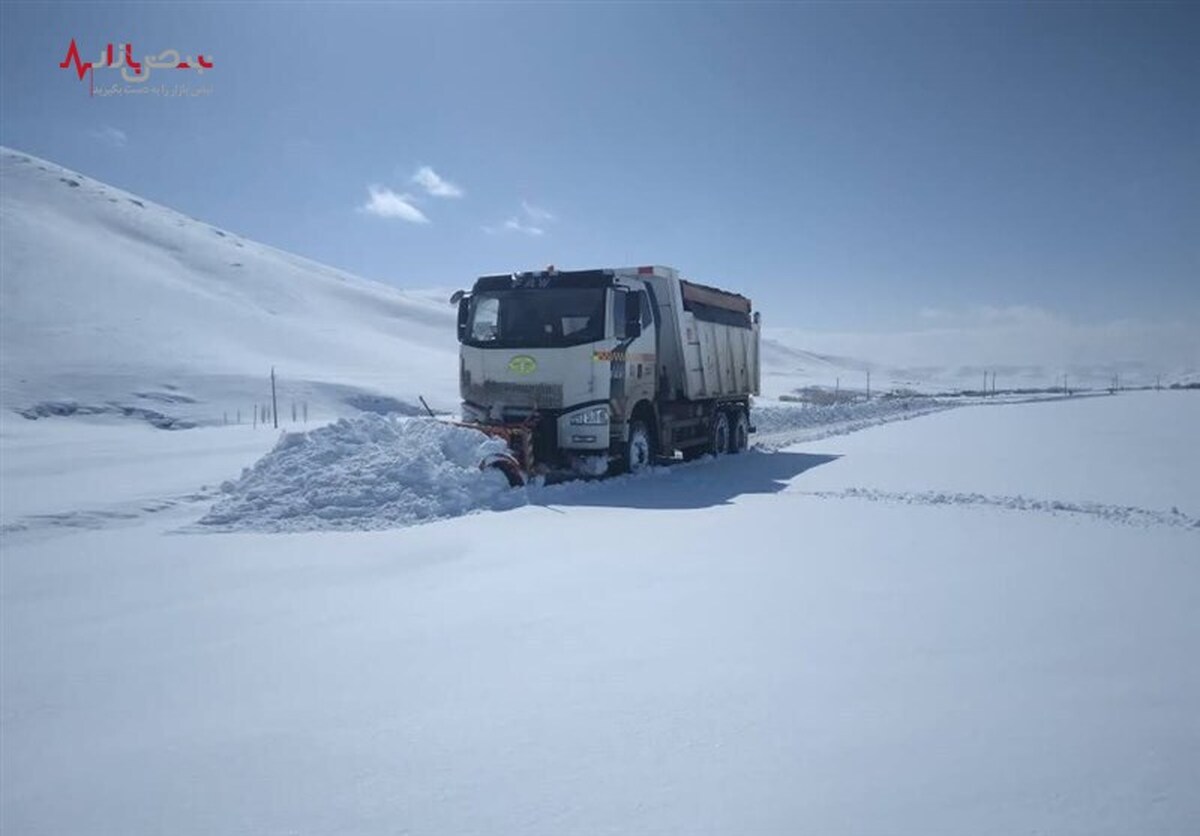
[711,410,731,456]
[730,408,749,454]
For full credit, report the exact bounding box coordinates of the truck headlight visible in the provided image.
[568,406,609,425]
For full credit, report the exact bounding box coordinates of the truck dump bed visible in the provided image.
[677,279,759,400]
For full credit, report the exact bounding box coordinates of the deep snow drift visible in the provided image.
[200,416,517,531]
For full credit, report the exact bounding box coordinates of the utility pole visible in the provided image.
[270,367,279,429]
[866,370,871,399]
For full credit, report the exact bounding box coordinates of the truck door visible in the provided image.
[609,286,657,417]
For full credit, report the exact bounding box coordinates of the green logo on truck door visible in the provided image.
[508,355,537,375]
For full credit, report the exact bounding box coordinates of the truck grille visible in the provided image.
[463,381,564,409]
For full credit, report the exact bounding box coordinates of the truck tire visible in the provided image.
[711,410,731,456]
[624,420,653,474]
[730,408,749,454]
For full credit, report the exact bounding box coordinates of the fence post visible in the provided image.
[270,367,279,429]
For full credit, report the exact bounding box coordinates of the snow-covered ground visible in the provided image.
[2,391,1197,835]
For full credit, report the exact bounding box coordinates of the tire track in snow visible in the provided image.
[0,489,219,539]
[800,487,1200,531]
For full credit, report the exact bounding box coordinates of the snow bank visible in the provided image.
[200,416,520,531]
[752,396,950,444]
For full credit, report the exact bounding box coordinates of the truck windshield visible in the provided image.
[466,288,606,348]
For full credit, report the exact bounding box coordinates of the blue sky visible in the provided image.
[1,2,1196,333]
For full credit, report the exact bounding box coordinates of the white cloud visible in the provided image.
[498,217,545,236]
[520,201,554,223]
[411,166,463,198]
[359,185,429,223]
[89,126,127,148]
[485,200,555,236]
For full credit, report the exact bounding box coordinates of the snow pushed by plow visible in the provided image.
[200,416,520,531]
[197,400,958,534]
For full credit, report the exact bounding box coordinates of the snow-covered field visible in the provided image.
[2,391,1197,835]
[3,147,1198,834]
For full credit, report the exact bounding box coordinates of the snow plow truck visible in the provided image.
[451,265,760,484]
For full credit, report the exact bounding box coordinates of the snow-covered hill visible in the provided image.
[0,146,887,421]
[0,148,460,426]
[2,144,1192,427]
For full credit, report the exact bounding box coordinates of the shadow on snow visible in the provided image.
[537,450,841,512]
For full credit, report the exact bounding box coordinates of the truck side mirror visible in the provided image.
[456,297,470,341]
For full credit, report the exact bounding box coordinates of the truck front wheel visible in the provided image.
[624,421,653,474]
[711,411,731,456]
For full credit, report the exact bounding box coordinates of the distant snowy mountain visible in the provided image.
[0,148,460,426]
[761,325,1200,395]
